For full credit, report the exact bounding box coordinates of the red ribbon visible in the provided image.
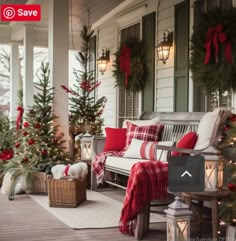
[16,106,24,130]
[119,45,131,86]
[64,165,70,176]
[204,24,232,64]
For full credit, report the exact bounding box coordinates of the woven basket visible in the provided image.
[29,172,48,194]
[48,177,87,208]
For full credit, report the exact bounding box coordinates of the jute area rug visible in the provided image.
[30,190,166,229]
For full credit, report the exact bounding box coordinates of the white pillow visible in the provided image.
[123,138,174,162]
[122,117,160,128]
[194,108,223,150]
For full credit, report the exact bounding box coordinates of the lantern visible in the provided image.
[156,30,173,64]
[80,132,93,161]
[165,196,192,241]
[97,47,110,74]
[204,147,224,191]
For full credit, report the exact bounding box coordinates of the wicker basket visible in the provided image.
[48,177,87,208]
[0,173,4,187]
[29,172,48,194]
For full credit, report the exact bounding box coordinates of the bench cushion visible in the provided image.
[105,156,148,173]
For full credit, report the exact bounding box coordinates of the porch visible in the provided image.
[0,189,214,241]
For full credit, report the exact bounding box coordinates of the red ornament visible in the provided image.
[41,149,48,156]
[228,183,236,192]
[34,123,41,129]
[229,114,236,122]
[0,149,14,161]
[23,157,28,162]
[15,142,20,148]
[28,139,35,145]
[22,131,28,136]
[23,122,29,127]
[80,81,91,91]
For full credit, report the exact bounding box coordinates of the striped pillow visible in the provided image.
[123,138,174,162]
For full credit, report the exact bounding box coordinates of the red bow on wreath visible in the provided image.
[119,45,131,86]
[204,24,232,64]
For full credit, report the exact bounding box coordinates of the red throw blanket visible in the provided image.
[92,151,124,184]
[119,161,168,235]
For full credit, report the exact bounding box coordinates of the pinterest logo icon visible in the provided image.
[2,7,15,19]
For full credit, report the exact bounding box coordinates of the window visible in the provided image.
[118,23,141,127]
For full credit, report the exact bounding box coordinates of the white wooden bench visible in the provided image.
[91,109,230,240]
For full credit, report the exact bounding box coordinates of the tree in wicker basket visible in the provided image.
[4,62,70,199]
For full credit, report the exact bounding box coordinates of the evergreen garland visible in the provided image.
[190,8,236,94]
[113,37,146,92]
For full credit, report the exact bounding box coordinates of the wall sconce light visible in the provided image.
[157,30,173,64]
[97,47,110,74]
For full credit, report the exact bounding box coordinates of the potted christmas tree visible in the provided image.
[61,25,107,157]
[4,62,70,199]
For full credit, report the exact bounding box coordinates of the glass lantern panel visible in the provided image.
[81,142,92,160]
[176,219,188,241]
[205,160,223,191]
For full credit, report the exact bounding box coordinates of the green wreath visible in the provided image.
[190,8,236,94]
[113,37,146,92]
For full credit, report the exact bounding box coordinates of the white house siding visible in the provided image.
[96,19,118,129]
[155,0,174,112]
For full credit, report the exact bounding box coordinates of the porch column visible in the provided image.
[23,25,34,111]
[9,42,21,122]
[48,0,69,150]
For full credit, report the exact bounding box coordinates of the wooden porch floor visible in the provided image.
[0,192,167,241]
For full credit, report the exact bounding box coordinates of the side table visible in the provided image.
[182,190,230,241]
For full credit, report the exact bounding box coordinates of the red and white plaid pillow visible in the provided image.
[124,122,164,150]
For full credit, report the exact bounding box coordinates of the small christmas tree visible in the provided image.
[4,63,69,196]
[217,113,236,226]
[14,62,69,170]
[0,114,14,169]
[62,25,107,136]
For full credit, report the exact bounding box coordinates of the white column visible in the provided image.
[48,0,69,150]
[23,25,34,111]
[9,42,21,122]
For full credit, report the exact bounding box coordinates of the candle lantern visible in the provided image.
[204,147,224,191]
[164,196,192,241]
[80,132,93,161]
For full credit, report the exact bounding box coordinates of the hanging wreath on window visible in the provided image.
[113,37,146,92]
[190,8,236,94]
